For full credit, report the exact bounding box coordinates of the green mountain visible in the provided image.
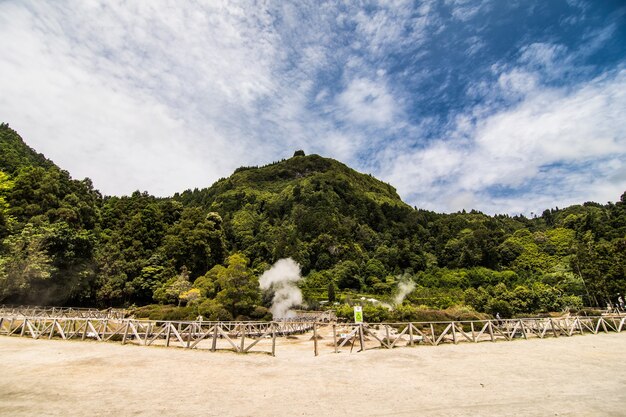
[174,152,418,273]
[0,123,55,173]
[0,123,624,320]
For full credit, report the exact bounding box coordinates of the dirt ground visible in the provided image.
[1,332,625,417]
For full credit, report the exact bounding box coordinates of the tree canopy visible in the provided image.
[1,123,624,319]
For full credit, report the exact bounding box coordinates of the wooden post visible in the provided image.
[382,325,389,349]
[409,323,414,346]
[600,318,609,333]
[549,318,558,338]
[451,321,457,344]
[471,322,476,343]
[144,323,152,345]
[186,324,192,349]
[358,324,365,352]
[429,324,435,345]
[49,319,56,339]
[211,325,218,352]
[165,322,171,347]
[240,325,246,353]
[313,323,318,357]
[122,321,130,345]
[333,324,338,353]
[488,321,495,342]
[271,323,276,357]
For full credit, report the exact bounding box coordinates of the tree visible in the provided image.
[160,208,226,278]
[179,288,201,306]
[153,266,192,306]
[0,170,15,238]
[0,223,55,301]
[215,253,260,318]
[333,260,362,290]
[327,281,336,303]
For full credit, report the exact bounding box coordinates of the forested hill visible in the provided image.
[0,123,55,173]
[0,123,625,320]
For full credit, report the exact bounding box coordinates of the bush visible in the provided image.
[131,304,196,321]
[197,299,233,321]
[485,299,513,318]
[250,306,272,321]
[443,305,489,321]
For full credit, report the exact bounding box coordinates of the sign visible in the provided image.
[354,306,363,323]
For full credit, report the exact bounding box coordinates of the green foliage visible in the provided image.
[132,304,197,321]
[327,281,336,303]
[0,223,55,301]
[214,253,260,318]
[333,303,488,323]
[0,170,16,238]
[153,266,192,306]
[197,299,233,321]
[0,124,623,315]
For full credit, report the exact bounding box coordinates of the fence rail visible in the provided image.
[314,315,626,355]
[0,316,315,356]
[1,314,624,356]
[0,305,127,319]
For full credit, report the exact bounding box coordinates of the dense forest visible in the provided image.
[1,123,625,321]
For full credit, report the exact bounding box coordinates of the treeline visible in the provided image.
[1,123,624,319]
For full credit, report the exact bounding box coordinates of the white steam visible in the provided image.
[393,279,416,306]
[259,258,303,319]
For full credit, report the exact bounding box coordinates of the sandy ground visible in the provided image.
[1,333,625,417]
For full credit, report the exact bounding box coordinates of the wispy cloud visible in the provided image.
[0,1,623,215]
[380,63,626,214]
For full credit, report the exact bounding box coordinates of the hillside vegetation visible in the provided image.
[1,123,624,320]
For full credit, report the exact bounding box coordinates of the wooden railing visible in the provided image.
[0,317,315,356]
[1,314,624,357]
[314,315,626,355]
[0,305,128,319]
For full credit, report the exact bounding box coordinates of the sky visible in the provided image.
[0,0,625,215]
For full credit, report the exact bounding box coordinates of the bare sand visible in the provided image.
[1,333,625,417]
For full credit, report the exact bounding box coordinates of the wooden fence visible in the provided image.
[0,305,127,319]
[1,315,624,356]
[0,316,313,356]
[313,315,626,355]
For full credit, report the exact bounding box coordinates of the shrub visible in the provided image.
[197,299,233,321]
[132,304,196,321]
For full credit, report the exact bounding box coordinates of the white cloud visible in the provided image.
[352,1,440,55]
[0,1,623,217]
[379,69,626,214]
[336,78,398,127]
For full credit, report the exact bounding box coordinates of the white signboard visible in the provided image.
[354,306,363,323]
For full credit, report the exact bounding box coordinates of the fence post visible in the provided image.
[385,325,390,349]
[452,321,457,344]
[358,324,365,352]
[211,324,218,352]
[122,320,129,344]
[313,322,318,356]
[240,324,246,353]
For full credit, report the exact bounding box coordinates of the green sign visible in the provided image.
[354,306,363,323]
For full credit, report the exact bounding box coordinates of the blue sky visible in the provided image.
[0,1,624,215]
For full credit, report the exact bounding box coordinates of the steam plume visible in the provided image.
[259,258,303,319]
[393,278,416,306]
